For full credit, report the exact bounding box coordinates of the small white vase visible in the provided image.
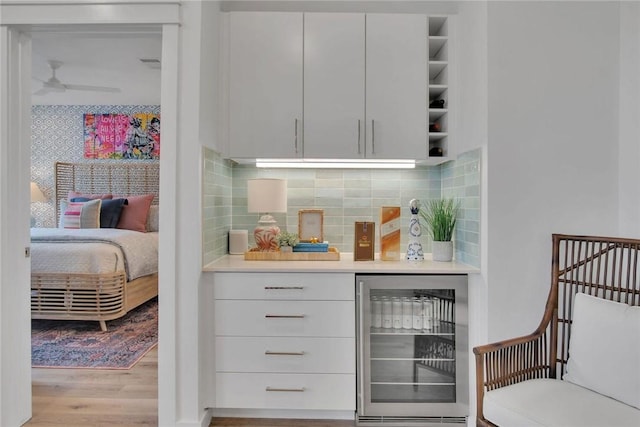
[280,246,293,253]
[432,241,453,262]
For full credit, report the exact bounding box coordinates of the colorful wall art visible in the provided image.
[84,113,160,159]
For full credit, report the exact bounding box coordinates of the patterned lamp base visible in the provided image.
[254,215,280,251]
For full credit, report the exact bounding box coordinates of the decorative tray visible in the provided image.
[244,247,340,261]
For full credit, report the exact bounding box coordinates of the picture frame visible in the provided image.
[298,209,324,242]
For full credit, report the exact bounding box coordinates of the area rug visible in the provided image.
[31,297,157,370]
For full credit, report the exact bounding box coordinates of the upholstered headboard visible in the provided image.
[55,162,160,223]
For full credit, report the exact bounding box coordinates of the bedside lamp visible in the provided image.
[248,178,287,251]
[30,182,46,227]
[31,182,46,203]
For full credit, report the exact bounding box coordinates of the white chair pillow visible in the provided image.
[564,292,640,409]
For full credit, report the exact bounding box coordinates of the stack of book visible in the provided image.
[293,242,329,253]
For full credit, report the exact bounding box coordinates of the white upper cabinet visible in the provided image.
[228,12,303,159]
[365,14,428,159]
[303,13,365,159]
[227,12,432,161]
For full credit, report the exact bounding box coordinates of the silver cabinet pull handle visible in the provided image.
[371,119,376,154]
[294,118,299,154]
[265,314,305,319]
[357,119,361,154]
[264,286,304,290]
[266,387,305,392]
[265,350,305,356]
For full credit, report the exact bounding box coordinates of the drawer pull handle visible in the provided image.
[264,286,304,290]
[265,350,305,356]
[265,314,305,319]
[266,387,305,393]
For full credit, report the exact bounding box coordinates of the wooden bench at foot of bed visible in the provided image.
[31,272,158,331]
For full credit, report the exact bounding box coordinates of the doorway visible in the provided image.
[28,27,161,424]
[0,7,179,424]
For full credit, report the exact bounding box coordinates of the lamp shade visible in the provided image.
[247,179,287,213]
[30,182,46,203]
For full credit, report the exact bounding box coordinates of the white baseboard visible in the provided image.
[211,408,355,420]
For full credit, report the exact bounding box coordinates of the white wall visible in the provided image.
[486,1,621,341]
[618,1,640,238]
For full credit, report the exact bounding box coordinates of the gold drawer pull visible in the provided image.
[266,386,305,392]
[265,350,305,356]
[264,286,304,290]
[265,314,305,319]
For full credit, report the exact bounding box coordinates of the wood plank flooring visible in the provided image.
[25,346,354,427]
[25,347,158,427]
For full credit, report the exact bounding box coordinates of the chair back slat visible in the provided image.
[552,234,640,378]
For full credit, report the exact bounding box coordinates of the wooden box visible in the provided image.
[354,221,375,261]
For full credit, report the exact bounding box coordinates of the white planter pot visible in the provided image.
[432,241,453,262]
[280,246,293,253]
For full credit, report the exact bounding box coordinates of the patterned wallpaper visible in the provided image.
[31,105,160,227]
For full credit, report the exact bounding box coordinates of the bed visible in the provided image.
[30,162,160,331]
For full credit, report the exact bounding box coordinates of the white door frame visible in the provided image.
[0,24,34,427]
[0,2,180,425]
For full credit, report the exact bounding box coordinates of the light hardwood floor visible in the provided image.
[25,347,158,427]
[26,347,354,427]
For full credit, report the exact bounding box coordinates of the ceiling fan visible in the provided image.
[33,60,121,95]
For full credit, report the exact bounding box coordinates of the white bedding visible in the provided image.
[30,228,158,281]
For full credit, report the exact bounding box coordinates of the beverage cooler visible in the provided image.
[356,275,468,425]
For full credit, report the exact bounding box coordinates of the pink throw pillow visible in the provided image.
[68,191,113,200]
[116,194,154,232]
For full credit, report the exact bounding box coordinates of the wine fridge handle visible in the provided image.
[294,118,298,154]
[358,280,365,413]
[357,119,361,154]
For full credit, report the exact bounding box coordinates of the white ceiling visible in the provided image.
[31,30,162,105]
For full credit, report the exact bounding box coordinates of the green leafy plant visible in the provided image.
[419,198,460,242]
[277,231,300,247]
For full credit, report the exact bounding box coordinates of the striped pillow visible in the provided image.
[59,199,102,229]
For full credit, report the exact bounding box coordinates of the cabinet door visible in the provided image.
[303,13,365,159]
[366,14,428,159]
[229,12,303,159]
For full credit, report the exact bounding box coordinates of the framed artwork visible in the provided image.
[298,209,324,242]
[83,113,160,160]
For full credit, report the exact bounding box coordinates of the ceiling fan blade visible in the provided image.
[63,83,121,93]
[33,87,51,96]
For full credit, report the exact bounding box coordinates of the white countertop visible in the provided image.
[203,253,479,274]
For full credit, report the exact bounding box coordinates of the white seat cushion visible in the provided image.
[564,293,640,409]
[484,378,640,427]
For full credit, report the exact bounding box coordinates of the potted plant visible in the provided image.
[419,198,460,262]
[277,231,300,252]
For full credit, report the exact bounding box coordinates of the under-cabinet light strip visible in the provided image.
[256,159,416,169]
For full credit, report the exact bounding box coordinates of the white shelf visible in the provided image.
[426,15,450,161]
[428,132,448,140]
[428,108,448,121]
[428,36,447,60]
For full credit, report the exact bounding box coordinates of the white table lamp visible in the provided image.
[248,178,287,251]
[31,182,46,203]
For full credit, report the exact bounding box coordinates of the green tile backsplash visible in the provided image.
[203,149,481,268]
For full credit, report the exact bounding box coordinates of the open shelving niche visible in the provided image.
[426,15,452,165]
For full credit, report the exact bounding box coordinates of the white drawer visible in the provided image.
[214,272,354,301]
[216,372,355,410]
[215,300,354,337]
[215,336,355,374]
